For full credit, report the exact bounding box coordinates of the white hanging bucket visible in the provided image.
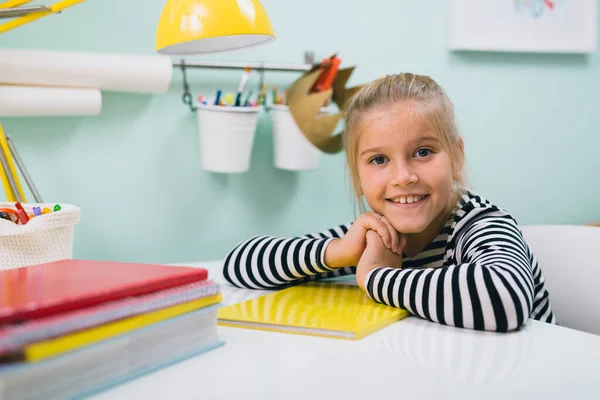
[196,103,261,173]
[270,104,329,171]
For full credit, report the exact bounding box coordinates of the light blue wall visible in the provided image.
[2,0,599,264]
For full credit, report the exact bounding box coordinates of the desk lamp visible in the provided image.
[156,0,275,55]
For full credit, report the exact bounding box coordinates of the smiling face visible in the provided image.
[356,101,463,237]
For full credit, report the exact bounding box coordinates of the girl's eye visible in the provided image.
[369,155,388,165]
[415,148,432,158]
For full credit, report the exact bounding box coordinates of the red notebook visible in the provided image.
[0,259,209,325]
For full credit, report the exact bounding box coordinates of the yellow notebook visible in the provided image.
[22,293,222,362]
[217,282,409,340]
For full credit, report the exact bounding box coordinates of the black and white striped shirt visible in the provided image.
[223,191,556,332]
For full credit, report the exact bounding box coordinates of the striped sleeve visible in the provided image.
[222,224,356,289]
[363,216,535,332]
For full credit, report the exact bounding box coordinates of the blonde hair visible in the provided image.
[343,73,466,213]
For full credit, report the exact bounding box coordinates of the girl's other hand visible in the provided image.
[356,230,406,291]
[324,212,402,269]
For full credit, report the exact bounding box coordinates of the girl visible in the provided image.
[222,73,555,332]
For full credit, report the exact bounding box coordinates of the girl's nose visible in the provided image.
[390,163,418,187]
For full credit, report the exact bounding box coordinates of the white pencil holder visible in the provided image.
[270,104,329,171]
[196,103,261,173]
[0,202,81,271]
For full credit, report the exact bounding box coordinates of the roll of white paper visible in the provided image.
[0,85,102,117]
[0,49,173,93]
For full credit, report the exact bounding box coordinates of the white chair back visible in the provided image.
[520,225,600,336]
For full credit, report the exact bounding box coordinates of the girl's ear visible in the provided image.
[453,137,465,181]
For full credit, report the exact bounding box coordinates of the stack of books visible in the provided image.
[0,259,223,400]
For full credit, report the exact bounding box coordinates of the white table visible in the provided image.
[90,261,600,400]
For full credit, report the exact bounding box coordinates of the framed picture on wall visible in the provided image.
[447,0,597,53]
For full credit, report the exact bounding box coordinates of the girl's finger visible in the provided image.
[367,213,393,250]
[372,213,398,253]
[398,234,408,255]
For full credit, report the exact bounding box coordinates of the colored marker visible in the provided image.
[14,202,29,224]
[15,209,27,224]
[224,92,234,106]
[213,90,222,106]
[235,67,252,106]
[243,91,253,107]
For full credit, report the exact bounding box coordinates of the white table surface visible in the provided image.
[90,260,600,400]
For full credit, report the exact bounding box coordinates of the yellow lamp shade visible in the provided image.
[156,0,275,55]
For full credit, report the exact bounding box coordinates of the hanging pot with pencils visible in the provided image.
[195,102,261,173]
[270,104,330,171]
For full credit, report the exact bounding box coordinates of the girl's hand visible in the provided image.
[356,230,406,291]
[324,212,401,269]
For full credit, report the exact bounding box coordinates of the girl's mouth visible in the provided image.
[386,194,429,207]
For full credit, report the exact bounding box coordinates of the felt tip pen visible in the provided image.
[213,90,222,106]
[235,67,252,106]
